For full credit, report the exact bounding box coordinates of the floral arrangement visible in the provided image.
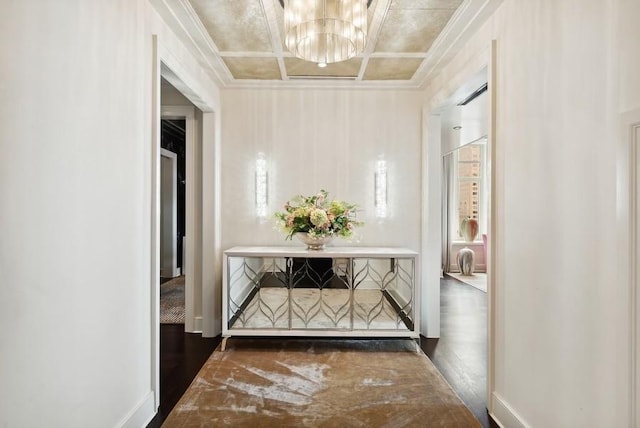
[275,190,362,240]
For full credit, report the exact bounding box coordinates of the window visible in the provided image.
[453,141,486,241]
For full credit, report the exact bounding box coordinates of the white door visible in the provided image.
[160,148,178,278]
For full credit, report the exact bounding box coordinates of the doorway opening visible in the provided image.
[422,58,496,428]
[150,71,217,425]
[150,35,221,424]
[441,75,490,425]
[159,76,200,331]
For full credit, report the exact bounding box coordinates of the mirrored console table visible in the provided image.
[222,246,420,350]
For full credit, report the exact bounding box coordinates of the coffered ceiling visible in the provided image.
[151,0,500,88]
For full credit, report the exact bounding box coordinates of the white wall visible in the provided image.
[423,0,640,426]
[220,89,423,252]
[441,91,489,155]
[0,1,220,426]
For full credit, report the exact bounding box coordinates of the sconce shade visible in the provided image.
[283,0,368,65]
[375,159,387,218]
[256,153,268,218]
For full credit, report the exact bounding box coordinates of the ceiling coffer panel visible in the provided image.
[223,57,282,80]
[189,0,273,52]
[375,0,462,53]
[363,57,423,80]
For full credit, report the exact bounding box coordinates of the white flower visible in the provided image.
[310,209,329,227]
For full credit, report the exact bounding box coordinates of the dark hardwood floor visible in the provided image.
[147,276,495,427]
[146,325,220,427]
[422,275,497,428]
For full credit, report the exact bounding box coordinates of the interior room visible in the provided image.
[439,70,489,291]
[2,1,640,428]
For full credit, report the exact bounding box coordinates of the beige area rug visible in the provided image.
[447,272,487,293]
[163,339,481,427]
[160,276,185,324]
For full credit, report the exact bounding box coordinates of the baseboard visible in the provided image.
[118,390,155,428]
[491,392,529,428]
[201,316,222,337]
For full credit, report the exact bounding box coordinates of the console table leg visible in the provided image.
[221,336,229,352]
[414,337,421,354]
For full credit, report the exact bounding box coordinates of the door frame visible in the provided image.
[620,106,640,426]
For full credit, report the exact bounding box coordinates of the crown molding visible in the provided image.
[416,0,505,89]
[150,0,230,86]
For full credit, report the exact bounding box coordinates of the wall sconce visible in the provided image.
[375,158,387,218]
[255,153,268,219]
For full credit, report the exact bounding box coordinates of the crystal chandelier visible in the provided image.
[283,0,368,66]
